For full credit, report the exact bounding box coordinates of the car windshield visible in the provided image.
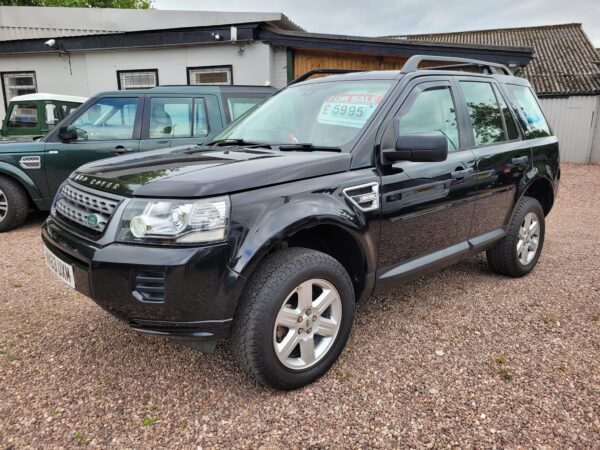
[214,80,394,148]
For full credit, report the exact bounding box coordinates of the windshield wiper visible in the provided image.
[207,138,272,149]
[278,143,341,153]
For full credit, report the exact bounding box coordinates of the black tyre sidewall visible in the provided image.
[0,177,29,232]
[238,249,355,390]
[508,198,546,276]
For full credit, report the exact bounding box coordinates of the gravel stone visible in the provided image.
[0,163,598,448]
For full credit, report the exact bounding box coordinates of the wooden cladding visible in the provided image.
[293,50,408,78]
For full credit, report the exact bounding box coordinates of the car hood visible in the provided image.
[71,145,352,197]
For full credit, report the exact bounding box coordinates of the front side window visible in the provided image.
[226,97,264,121]
[2,72,36,106]
[117,70,158,90]
[70,97,139,141]
[397,85,459,151]
[460,81,505,146]
[216,80,393,148]
[7,103,38,128]
[505,84,551,139]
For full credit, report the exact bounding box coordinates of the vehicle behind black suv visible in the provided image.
[0,84,275,232]
[42,56,559,390]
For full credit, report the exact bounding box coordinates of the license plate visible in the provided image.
[44,245,75,288]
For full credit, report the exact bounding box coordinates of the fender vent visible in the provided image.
[19,156,41,169]
[343,182,380,212]
[132,271,166,303]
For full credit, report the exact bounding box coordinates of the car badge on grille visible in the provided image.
[86,214,99,228]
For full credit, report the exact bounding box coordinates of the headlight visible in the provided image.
[117,196,230,244]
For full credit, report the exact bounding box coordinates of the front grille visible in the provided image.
[55,183,120,233]
[132,272,166,303]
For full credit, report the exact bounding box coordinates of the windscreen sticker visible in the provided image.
[317,93,383,128]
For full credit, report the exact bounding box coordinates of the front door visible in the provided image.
[44,95,142,195]
[376,78,478,284]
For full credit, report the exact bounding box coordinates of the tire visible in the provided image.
[486,196,545,277]
[0,176,29,233]
[231,247,355,390]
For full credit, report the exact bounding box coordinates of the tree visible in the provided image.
[0,0,152,8]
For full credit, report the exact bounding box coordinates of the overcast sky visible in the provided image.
[154,0,600,46]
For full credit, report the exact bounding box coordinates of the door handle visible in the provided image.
[112,145,131,154]
[451,168,474,179]
[511,155,529,165]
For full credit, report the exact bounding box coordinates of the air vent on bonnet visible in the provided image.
[343,182,379,212]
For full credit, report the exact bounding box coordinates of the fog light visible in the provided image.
[130,216,148,238]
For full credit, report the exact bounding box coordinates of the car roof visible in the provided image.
[10,93,88,103]
[96,85,277,96]
[295,69,529,86]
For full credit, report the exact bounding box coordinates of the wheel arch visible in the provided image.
[0,163,42,208]
[518,175,555,216]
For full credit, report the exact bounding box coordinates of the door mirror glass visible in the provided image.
[58,125,78,141]
[383,133,448,163]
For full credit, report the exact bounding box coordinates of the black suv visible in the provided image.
[42,56,560,390]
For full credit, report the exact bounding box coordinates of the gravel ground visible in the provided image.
[1,163,599,448]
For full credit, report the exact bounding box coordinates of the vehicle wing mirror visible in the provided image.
[58,125,78,142]
[383,133,448,164]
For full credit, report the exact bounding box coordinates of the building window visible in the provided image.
[187,66,232,85]
[1,72,37,107]
[117,69,158,90]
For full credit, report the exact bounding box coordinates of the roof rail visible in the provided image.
[402,55,512,76]
[288,69,365,85]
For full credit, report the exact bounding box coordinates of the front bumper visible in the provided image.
[42,216,245,343]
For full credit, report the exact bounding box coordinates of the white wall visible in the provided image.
[0,42,279,118]
[539,95,600,164]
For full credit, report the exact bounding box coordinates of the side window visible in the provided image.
[494,86,520,140]
[7,103,38,128]
[149,98,192,139]
[226,97,263,121]
[193,98,209,137]
[397,85,459,151]
[70,97,139,141]
[45,103,58,125]
[505,84,551,139]
[460,81,505,145]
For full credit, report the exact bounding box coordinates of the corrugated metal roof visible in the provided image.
[0,27,117,42]
[0,6,303,42]
[388,24,600,96]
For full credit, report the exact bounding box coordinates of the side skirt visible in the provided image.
[373,228,506,295]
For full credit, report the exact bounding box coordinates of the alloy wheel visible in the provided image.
[0,189,7,223]
[517,211,540,265]
[273,278,342,370]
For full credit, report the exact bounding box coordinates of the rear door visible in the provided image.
[44,95,142,195]
[454,77,532,238]
[139,94,221,151]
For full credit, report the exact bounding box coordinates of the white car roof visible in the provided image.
[10,93,88,103]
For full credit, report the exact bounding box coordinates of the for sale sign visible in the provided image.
[317,93,383,128]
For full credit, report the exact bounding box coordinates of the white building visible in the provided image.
[0,6,534,123]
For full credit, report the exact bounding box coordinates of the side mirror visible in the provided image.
[383,133,448,164]
[58,125,77,142]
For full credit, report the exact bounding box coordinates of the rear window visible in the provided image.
[223,94,267,122]
[7,103,37,128]
[505,84,551,139]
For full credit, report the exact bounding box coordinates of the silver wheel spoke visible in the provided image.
[523,214,532,232]
[313,288,336,316]
[299,337,316,364]
[530,221,540,236]
[529,238,539,251]
[297,281,313,310]
[276,306,300,328]
[518,227,527,240]
[520,244,529,262]
[272,278,343,371]
[317,317,338,337]
[276,331,300,359]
